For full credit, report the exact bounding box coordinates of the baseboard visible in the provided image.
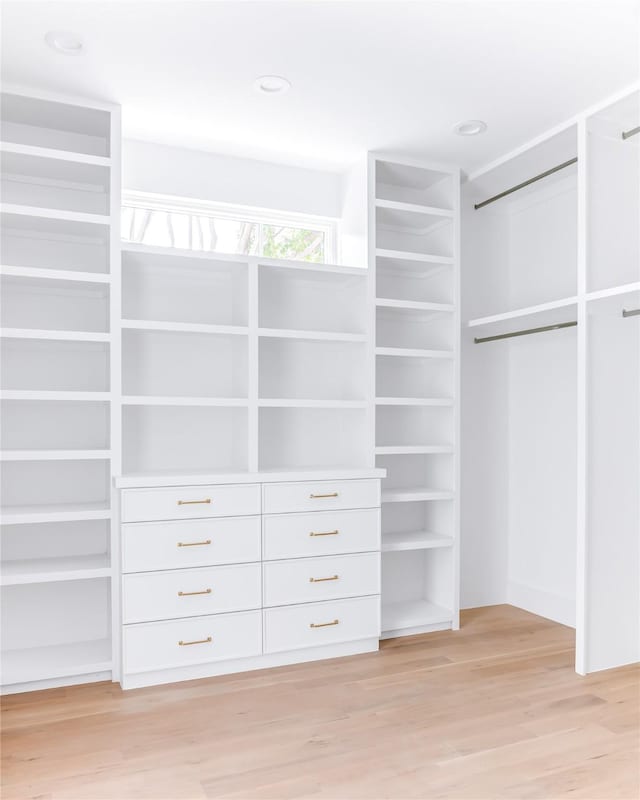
[507,581,575,627]
[121,638,380,690]
[1,670,112,696]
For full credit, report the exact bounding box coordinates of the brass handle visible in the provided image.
[177,498,211,506]
[177,588,212,596]
[309,492,338,499]
[177,539,212,547]
[309,574,339,583]
[310,619,339,628]
[178,636,212,646]
[309,529,339,537]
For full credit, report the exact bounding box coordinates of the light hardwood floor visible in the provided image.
[1,605,638,800]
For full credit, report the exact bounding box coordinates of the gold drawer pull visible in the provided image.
[309,492,338,499]
[309,529,339,537]
[310,619,339,628]
[177,498,211,506]
[177,539,212,547]
[178,588,212,597]
[310,574,339,583]
[178,636,212,646]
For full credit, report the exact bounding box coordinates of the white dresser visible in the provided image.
[117,471,383,689]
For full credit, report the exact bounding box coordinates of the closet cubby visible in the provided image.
[0,211,111,275]
[122,329,247,400]
[0,520,110,585]
[381,548,454,636]
[466,126,578,323]
[258,407,367,471]
[376,254,453,305]
[1,92,111,157]
[0,89,118,693]
[0,150,110,217]
[1,398,110,452]
[372,153,459,638]
[259,337,366,402]
[1,578,112,685]
[376,305,453,351]
[1,338,110,392]
[376,354,453,402]
[122,246,248,329]
[1,274,110,333]
[122,405,248,475]
[586,91,639,293]
[375,159,453,210]
[258,261,367,336]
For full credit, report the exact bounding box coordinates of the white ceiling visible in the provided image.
[2,1,639,174]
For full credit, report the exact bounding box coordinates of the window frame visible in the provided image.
[121,190,338,264]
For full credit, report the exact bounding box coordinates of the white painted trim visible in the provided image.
[507,581,575,628]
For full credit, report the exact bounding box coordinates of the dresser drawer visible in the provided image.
[123,610,262,674]
[262,479,379,514]
[263,508,380,561]
[123,563,261,623]
[264,595,380,653]
[263,552,380,608]
[121,483,261,523]
[122,516,261,573]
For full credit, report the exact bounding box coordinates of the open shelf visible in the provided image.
[0,554,111,586]
[1,502,111,525]
[376,247,453,266]
[122,328,247,400]
[258,327,366,343]
[0,202,110,225]
[259,336,366,402]
[376,346,453,359]
[375,159,453,210]
[0,150,110,216]
[1,92,111,157]
[0,449,110,461]
[121,319,247,336]
[122,405,248,474]
[382,531,453,552]
[1,638,112,685]
[377,305,453,351]
[0,390,110,401]
[376,445,453,455]
[382,600,452,632]
[382,488,454,503]
[0,265,110,284]
[376,397,453,407]
[122,247,248,327]
[122,396,248,407]
[376,198,452,218]
[258,262,366,336]
[376,298,453,313]
[376,406,453,448]
[467,296,578,337]
[1,338,110,393]
[0,141,109,167]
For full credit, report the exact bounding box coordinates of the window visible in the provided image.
[122,191,337,264]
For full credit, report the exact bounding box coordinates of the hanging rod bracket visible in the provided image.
[474,158,578,210]
[473,320,577,344]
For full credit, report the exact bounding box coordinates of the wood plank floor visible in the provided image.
[2,605,638,800]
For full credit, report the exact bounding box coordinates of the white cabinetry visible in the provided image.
[0,88,120,694]
[118,473,382,689]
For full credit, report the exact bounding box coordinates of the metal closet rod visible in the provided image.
[622,126,640,140]
[474,320,577,344]
[474,158,578,210]
[622,308,640,318]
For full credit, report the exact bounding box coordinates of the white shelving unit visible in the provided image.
[120,246,372,478]
[370,153,460,639]
[462,85,640,675]
[0,88,120,694]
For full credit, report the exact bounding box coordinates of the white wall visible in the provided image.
[122,139,343,218]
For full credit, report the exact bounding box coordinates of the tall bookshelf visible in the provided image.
[369,154,460,638]
[0,88,121,691]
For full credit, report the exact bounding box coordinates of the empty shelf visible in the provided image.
[376,298,454,313]
[122,319,248,336]
[382,600,452,633]
[376,445,453,455]
[0,554,111,585]
[0,502,111,525]
[382,531,453,552]
[382,488,454,503]
[259,328,366,343]
[0,328,111,343]
[0,265,111,284]
[0,450,111,461]
[122,396,249,407]
[1,639,112,685]
[376,346,454,359]
[376,397,453,407]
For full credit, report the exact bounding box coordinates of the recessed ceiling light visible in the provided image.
[454,120,487,136]
[254,75,291,95]
[45,30,84,55]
